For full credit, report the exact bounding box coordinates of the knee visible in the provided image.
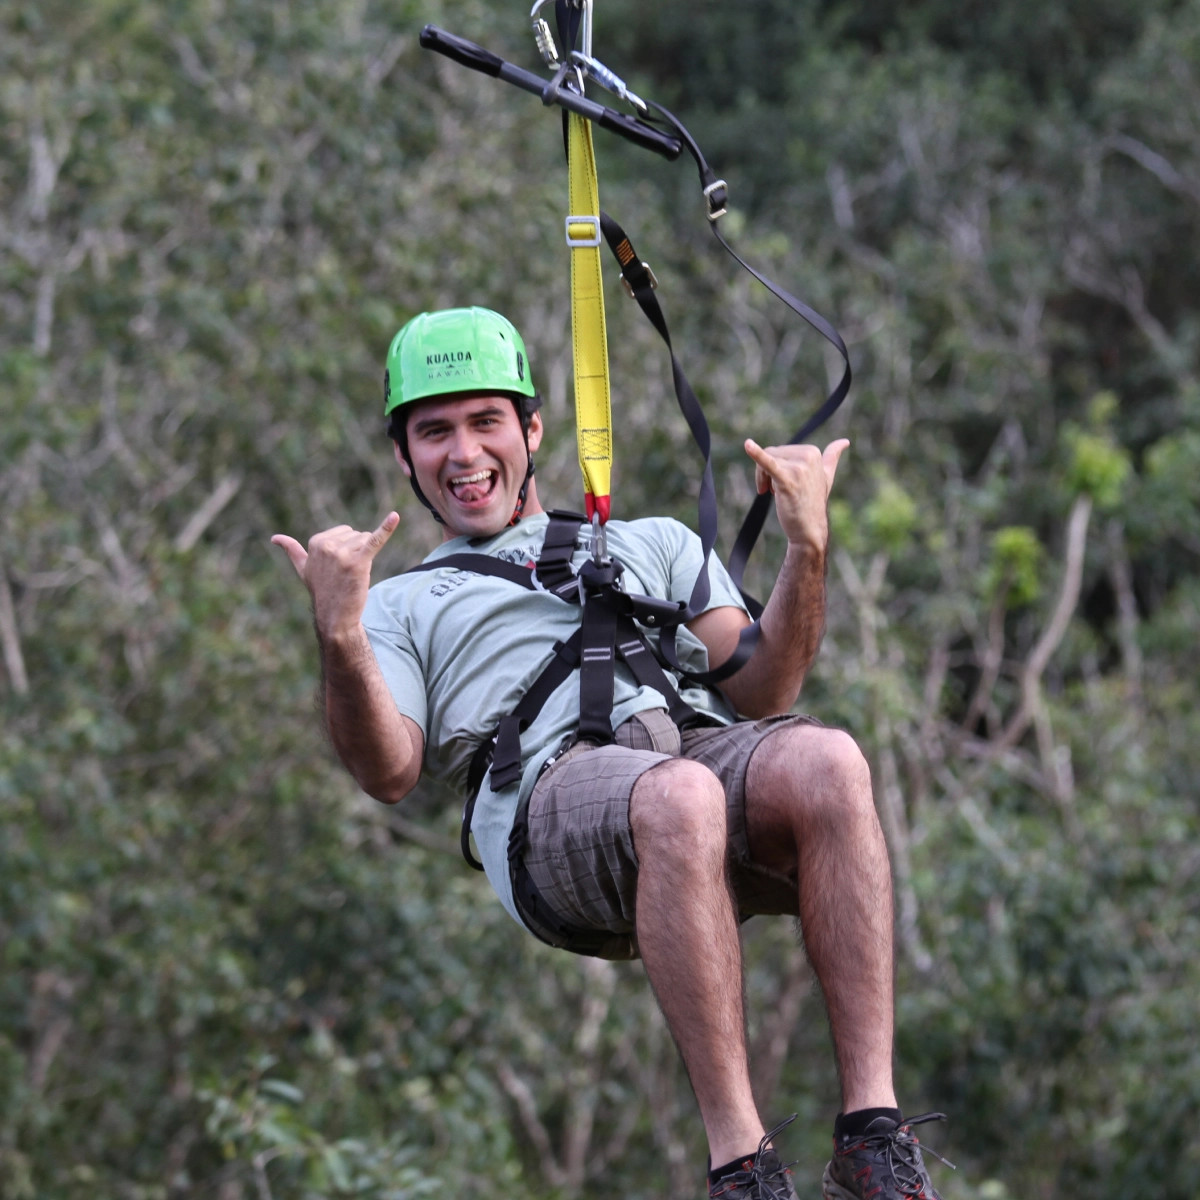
[758,726,874,821]
[814,728,873,800]
[629,758,726,861]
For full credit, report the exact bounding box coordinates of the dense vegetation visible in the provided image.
[2,0,1197,1196]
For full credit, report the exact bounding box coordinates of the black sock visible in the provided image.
[708,1150,757,1186]
[834,1107,903,1141]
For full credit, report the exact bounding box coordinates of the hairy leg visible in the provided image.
[629,757,765,1166]
[745,725,897,1112]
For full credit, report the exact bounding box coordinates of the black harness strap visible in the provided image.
[600,212,764,684]
[615,627,706,731]
[403,512,710,873]
[577,583,620,745]
[534,508,588,595]
[419,552,544,590]
[487,630,584,792]
[596,145,852,683]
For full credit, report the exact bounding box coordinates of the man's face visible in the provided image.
[399,392,543,539]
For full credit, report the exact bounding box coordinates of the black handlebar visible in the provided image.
[419,25,682,162]
[419,24,505,76]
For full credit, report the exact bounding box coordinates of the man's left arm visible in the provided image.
[688,438,849,719]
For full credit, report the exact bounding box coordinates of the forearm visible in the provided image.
[318,624,422,804]
[721,540,827,718]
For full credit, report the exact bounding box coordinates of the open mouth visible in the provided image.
[446,468,498,505]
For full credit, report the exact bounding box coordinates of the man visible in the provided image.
[273,307,948,1200]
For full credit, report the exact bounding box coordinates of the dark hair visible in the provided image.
[386,393,541,456]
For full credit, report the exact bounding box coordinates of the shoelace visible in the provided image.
[848,1112,956,1197]
[711,1115,799,1199]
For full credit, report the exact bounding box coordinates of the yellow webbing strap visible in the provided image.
[565,108,612,523]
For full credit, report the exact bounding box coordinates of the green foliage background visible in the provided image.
[2,0,1197,1196]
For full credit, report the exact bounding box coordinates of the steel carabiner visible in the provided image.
[531,0,594,65]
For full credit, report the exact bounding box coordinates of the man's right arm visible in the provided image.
[273,511,423,806]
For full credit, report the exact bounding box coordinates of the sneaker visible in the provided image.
[709,1117,799,1200]
[822,1112,952,1200]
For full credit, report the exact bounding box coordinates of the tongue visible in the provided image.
[453,476,493,504]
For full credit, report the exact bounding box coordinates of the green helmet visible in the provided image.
[384,307,536,416]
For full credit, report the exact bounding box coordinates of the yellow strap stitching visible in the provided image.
[567,110,612,521]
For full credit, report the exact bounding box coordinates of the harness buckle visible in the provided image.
[577,524,623,603]
[621,263,658,299]
[702,178,728,222]
[565,215,602,247]
[536,732,579,780]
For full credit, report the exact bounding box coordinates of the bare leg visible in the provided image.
[745,725,897,1112]
[630,757,765,1166]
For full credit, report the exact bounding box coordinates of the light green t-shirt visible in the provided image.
[362,512,747,929]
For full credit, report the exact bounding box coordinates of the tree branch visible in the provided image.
[960,594,1007,737]
[0,560,29,696]
[384,810,460,858]
[1105,519,1143,701]
[750,953,811,1110]
[995,495,1092,754]
[173,473,244,553]
[495,1062,564,1187]
[1105,133,1200,207]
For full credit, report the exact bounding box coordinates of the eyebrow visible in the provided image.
[410,404,508,434]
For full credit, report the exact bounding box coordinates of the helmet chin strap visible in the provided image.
[507,453,536,527]
[405,471,445,525]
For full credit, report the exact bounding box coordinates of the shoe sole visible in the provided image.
[821,1162,858,1200]
[822,1159,942,1200]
